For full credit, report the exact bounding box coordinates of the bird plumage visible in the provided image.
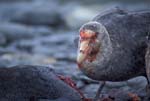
[77,8,150,81]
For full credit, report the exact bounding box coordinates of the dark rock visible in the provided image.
[83,84,99,98]
[0,23,52,43]
[127,77,147,93]
[0,33,6,46]
[9,1,65,27]
[11,39,36,53]
[0,3,24,21]
[61,3,96,30]
[33,32,77,61]
[0,58,12,68]
[0,1,65,27]
[0,65,82,100]
[0,47,16,55]
[108,89,141,101]
[0,52,58,68]
[0,0,32,2]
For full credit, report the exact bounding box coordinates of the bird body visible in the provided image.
[77,8,150,82]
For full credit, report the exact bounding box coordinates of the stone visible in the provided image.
[10,1,65,27]
[0,33,6,46]
[0,23,52,43]
[0,65,82,100]
[0,0,32,2]
[126,76,147,93]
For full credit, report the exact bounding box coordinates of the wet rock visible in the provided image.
[0,33,6,46]
[9,1,65,27]
[77,74,98,84]
[105,81,127,88]
[83,84,99,98]
[0,23,52,43]
[0,58,12,68]
[0,1,66,27]
[0,47,16,55]
[0,3,24,21]
[61,4,97,29]
[10,39,36,53]
[52,61,78,77]
[39,31,75,46]
[0,0,32,2]
[108,89,141,101]
[127,76,147,93]
[76,80,85,89]
[0,65,82,100]
[33,32,77,61]
[0,52,57,67]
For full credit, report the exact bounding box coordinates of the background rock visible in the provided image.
[0,22,52,43]
[0,34,6,46]
[0,0,32,2]
[10,2,65,27]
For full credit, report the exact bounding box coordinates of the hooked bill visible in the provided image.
[77,40,90,64]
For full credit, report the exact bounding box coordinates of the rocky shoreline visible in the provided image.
[0,0,150,100]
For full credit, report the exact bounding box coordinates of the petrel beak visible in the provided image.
[77,40,90,64]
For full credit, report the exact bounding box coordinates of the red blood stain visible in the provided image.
[80,30,95,39]
[79,30,99,64]
[128,93,141,101]
[77,63,82,69]
[57,75,95,101]
[57,75,85,100]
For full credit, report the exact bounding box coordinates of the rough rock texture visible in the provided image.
[0,1,66,27]
[0,0,32,2]
[0,65,81,101]
[0,23,52,43]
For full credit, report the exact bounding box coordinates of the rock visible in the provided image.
[0,33,6,46]
[126,76,147,93]
[0,65,82,100]
[0,0,32,2]
[76,80,85,89]
[10,39,36,53]
[0,47,16,55]
[0,22,52,43]
[33,32,77,61]
[51,61,78,77]
[9,1,65,27]
[61,4,97,29]
[0,52,57,67]
[105,81,127,88]
[108,89,141,101]
[83,84,99,98]
[0,58,12,68]
[0,1,65,27]
[0,3,24,21]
